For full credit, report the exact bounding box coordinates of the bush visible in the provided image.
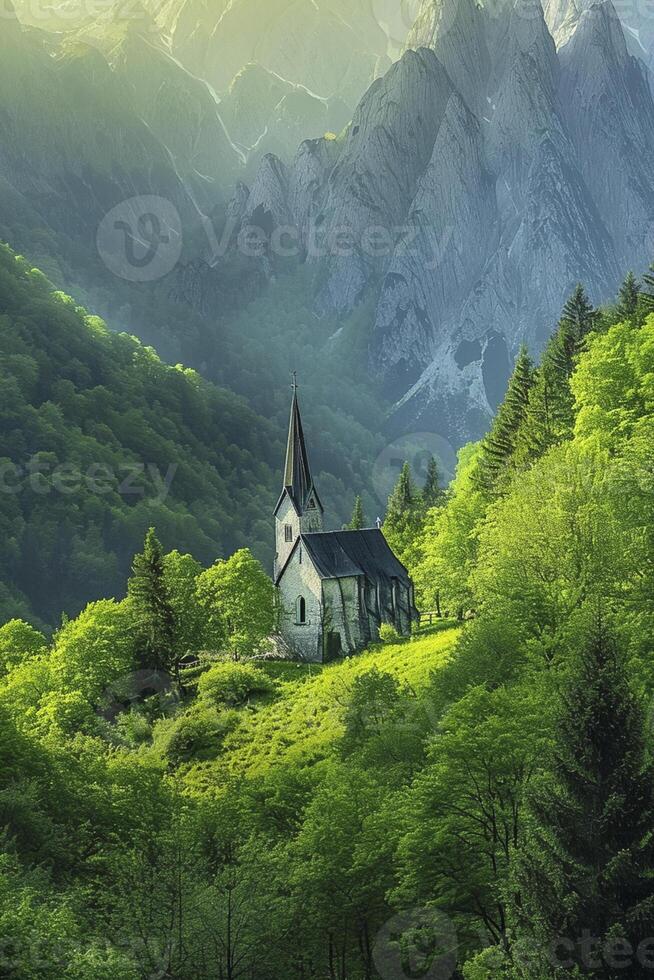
[462,946,513,979]
[197,662,274,708]
[157,706,240,765]
[379,622,402,644]
[114,709,153,748]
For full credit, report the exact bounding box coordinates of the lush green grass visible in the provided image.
[191,628,460,778]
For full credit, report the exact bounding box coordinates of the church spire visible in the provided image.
[283,374,314,511]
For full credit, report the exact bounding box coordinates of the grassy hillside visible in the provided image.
[0,605,462,978]
[179,625,459,778]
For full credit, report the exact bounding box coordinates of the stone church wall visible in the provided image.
[274,495,301,578]
[278,545,323,662]
[323,576,363,657]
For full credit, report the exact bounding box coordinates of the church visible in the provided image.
[274,384,419,662]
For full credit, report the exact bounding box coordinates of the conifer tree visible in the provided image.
[516,285,596,460]
[385,462,416,522]
[509,623,654,977]
[476,345,535,494]
[641,262,654,313]
[561,283,597,337]
[383,462,422,566]
[347,496,365,530]
[617,271,641,321]
[128,527,177,673]
[422,456,445,509]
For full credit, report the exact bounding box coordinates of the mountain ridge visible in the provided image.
[235,0,654,443]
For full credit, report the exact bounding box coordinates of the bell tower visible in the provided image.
[273,375,324,578]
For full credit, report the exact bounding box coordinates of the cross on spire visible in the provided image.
[291,370,298,393]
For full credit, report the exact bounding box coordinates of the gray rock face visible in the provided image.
[312,49,456,315]
[241,154,291,230]
[288,138,340,253]
[559,2,654,270]
[111,25,242,212]
[145,0,391,115]
[406,0,490,115]
[543,0,581,46]
[372,91,497,400]
[232,0,654,445]
[544,0,654,76]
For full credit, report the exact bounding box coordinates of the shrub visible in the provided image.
[197,662,273,708]
[114,709,153,747]
[158,706,240,765]
[379,622,401,644]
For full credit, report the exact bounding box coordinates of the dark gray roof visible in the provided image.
[301,529,411,583]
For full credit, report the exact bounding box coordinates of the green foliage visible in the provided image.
[422,454,445,508]
[0,244,280,625]
[378,622,402,644]
[127,527,177,672]
[389,277,654,967]
[196,548,275,660]
[475,344,535,494]
[516,285,597,460]
[156,705,241,765]
[162,550,206,658]
[641,262,654,314]
[0,619,46,675]
[347,494,365,530]
[415,442,486,615]
[509,622,654,977]
[462,946,513,979]
[383,461,424,568]
[197,661,274,707]
[48,599,136,708]
[395,681,553,952]
[2,262,654,979]
[617,270,641,320]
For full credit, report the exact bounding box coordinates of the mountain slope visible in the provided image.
[0,7,203,245]
[237,0,654,444]
[0,244,280,625]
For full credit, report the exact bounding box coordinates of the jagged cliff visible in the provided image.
[234,0,654,443]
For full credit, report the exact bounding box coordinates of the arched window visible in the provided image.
[296,596,307,625]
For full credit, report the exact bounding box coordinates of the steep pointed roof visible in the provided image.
[274,529,414,587]
[276,387,322,515]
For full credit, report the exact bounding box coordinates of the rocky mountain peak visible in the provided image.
[406,0,490,113]
[543,0,581,46]
[561,0,629,66]
[559,0,654,269]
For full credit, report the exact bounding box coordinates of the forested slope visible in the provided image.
[0,244,279,624]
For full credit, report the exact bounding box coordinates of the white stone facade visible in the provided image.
[277,542,324,662]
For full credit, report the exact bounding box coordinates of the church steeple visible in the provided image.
[274,376,323,578]
[283,374,315,512]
